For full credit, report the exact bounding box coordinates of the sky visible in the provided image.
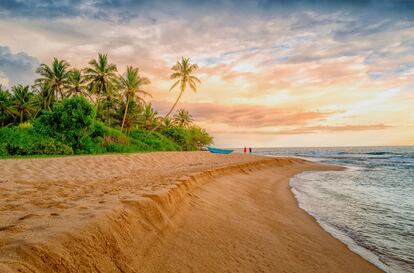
[0,0,413,147]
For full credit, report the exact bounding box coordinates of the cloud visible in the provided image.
[1,0,413,22]
[153,100,336,128]
[212,124,392,135]
[0,46,39,88]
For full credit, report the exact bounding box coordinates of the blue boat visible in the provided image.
[207,147,234,154]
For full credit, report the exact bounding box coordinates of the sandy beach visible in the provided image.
[0,152,382,272]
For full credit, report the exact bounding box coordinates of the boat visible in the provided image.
[207,147,234,154]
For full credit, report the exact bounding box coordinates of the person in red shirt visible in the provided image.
[244,147,247,154]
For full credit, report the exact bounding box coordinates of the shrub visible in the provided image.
[130,129,181,151]
[161,126,213,151]
[34,96,96,150]
[161,126,190,149]
[89,121,151,153]
[187,126,213,150]
[0,142,7,156]
[0,127,73,156]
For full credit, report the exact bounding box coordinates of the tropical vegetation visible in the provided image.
[0,54,212,157]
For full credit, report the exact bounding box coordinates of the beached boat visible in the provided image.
[207,147,234,154]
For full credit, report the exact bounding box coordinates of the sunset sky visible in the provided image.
[0,0,413,147]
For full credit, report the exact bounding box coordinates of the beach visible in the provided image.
[0,152,383,272]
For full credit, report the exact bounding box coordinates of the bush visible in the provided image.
[89,121,151,153]
[161,126,190,149]
[161,126,213,151]
[130,129,181,151]
[35,96,96,150]
[0,142,7,156]
[0,127,73,156]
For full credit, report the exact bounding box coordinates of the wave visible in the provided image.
[290,174,391,272]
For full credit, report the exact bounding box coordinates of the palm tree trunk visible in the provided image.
[151,89,184,132]
[96,97,101,120]
[107,106,111,126]
[165,89,184,118]
[121,98,129,132]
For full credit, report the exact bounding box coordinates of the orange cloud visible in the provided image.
[212,124,392,135]
[153,100,338,128]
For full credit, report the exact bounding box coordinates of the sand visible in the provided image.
[0,152,383,272]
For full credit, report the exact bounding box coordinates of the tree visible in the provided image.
[35,96,96,149]
[119,66,151,131]
[162,116,175,129]
[33,83,55,112]
[137,103,160,131]
[83,53,118,111]
[173,109,194,127]
[35,58,70,99]
[0,86,13,126]
[99,85,120,126]
[165,57,200,117]
[9,85,36,123]
[65,69,88,98]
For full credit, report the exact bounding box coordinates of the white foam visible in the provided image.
[290,171,391,273]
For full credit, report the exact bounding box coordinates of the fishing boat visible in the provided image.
[207,147,234,154]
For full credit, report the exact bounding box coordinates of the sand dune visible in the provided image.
[0,152,382,272]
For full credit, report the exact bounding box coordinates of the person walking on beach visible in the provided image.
[244,147,247,154]
[249,147,252,154]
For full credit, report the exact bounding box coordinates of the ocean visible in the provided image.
[253,146,414,273]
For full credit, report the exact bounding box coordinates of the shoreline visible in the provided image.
[0,152,383,272]
[290,172,390,272]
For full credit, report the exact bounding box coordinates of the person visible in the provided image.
[244,147,247,154]
[249,147,252,154]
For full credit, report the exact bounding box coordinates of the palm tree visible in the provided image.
[173,108,194,127]
[162,116,175,129]
[165,57,200,117]
[83,53,118,109]
[0,86,13,126]
[35,58,70,99]
[138,103,160,130]
[99,85,120,126]
[9,85,36,123]
[119,66,151,131]
[65,69,88,98]
[33,83,54,113]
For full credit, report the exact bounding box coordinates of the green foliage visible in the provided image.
[18,122,33,129]
[35,96,96,149]
[161,126,212,151]
[90,121,151,153]
[0,87,13,126]
[130,129,181,151]
[0,53,213,157]
[0,127,73,156]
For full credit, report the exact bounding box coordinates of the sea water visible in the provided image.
[253,146,414,273]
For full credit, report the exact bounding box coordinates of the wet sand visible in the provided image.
[0,152,383,272]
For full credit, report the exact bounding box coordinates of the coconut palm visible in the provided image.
[9,85,36,123]
[119,66,151,131]
[83,53,118,110]
[32,83,55,113]
[138,103,160,130]
[99,85,120,126]
[65,69,88,98]
[35,58,70,99]
[0,86,13,126]
[165,57,200,117]
[162,116,175,129]
[173,108,194,127]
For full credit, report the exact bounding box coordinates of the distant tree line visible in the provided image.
[0,54,213,156]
